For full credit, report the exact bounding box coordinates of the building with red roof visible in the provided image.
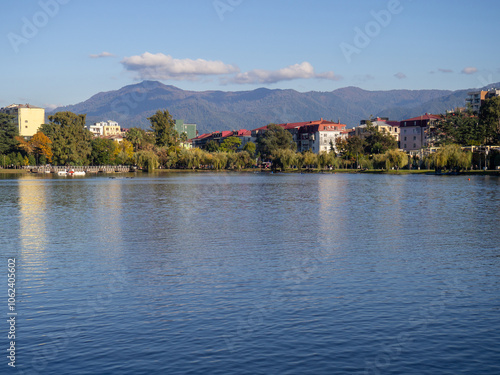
[191,129,253,150]
[251,118,347,153]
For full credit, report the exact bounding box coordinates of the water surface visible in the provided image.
[2,172,499,374]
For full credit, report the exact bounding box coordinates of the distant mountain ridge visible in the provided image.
[50,81,497,134]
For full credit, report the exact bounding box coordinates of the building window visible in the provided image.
[413,136,416,140]
[404,129,407,134]
[25,120,28,123]
[404,144,407,148]
[404,136,407,141]
[413,143,416,148]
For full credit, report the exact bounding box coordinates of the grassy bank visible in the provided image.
[0,168,28,174]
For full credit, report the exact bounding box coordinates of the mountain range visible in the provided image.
[50,80,498,134]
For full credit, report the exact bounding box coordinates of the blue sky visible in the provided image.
[1,0,499,109]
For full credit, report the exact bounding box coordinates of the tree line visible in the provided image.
[1,100,499,171]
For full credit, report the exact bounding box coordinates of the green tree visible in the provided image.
[220,136,242,153]
[302,151,317,169]
[479,96,500,144]
[271,148,296,171]
[383,149,408,170]
[364,128,397,154]
[243,141,256,156]
[135,150,159,172]
[431,144,471,171]
[205,140,220,152]
[435,110,479,146]
[91,138,115,165]
[235,151,253,169]
[0,113,19,155]
[40,112,92,165]
[148,110,178,148]
[126,127,149,151]
[257,124,296,159]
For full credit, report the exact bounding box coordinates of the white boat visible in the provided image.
[58,169,86,176]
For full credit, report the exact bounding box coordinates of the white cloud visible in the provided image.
[229,62,340,84]
[394,72,407,79]
[121,52,239,80]
[90,51,115,59]
[462,66,477,75]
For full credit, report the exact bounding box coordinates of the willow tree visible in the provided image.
[384,149,408,170]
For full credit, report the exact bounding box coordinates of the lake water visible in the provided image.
[1,172,500,374]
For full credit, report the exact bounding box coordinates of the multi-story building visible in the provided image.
[89,121,121,137]
[251,118,347,154]
[466,89,500,113]
[0,104,45,138]
[399,114,440,152]
[174,119,197,140]
[296,119,347,153]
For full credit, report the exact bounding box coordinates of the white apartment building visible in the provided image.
[89,120,121,137]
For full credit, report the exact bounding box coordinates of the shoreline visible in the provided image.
[2,168,499,176]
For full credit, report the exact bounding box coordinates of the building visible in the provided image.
[251,118,347,154]
[355,117,400,144]
[191,129,252,149]
[466,89,500,113]
[191,132,214,149]
[399,114,440,152]
[296,119,346,153]
[174,119,197,140]
[231,129,252,149]
[0,104,45,138]
[89,121,121,137]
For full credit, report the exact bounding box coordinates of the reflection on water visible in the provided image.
[18,177,48,278]
[1,173,499,375]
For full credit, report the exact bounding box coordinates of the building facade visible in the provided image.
[466,89,500,113]
[399,114,440,152]
[296,120,347,153]
[174,119,197,140]
[89,121,121,137]
[251,118,347,154]
[0,104,45,138]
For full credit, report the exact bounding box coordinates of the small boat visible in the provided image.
[58,169,86,176]
[67,169,86,176]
